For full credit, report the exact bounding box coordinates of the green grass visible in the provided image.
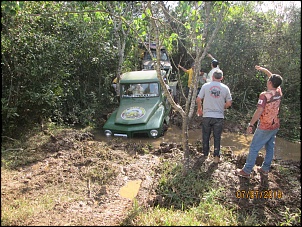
[127,188,243,226]
[276,165,292,176]
[122,158,298,226]
[1,181,85,226]
[123,161,244,226]
[1,193,56,226]
[278,207,301,226]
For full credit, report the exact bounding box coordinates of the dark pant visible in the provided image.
[197,87,201,96]
[202,117,224,157]
[185,87,189,97]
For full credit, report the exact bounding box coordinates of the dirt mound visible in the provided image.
[1,128,301,226]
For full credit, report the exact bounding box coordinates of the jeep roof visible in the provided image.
[120,70,166,84]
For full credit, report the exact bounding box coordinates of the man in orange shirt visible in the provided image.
[236,65,283,178]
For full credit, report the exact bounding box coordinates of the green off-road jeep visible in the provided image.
[103,70,171,138]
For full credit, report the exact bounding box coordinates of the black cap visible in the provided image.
[212,59,219,64]
[211,59,219,67]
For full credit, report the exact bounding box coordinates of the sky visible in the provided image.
[259,1,301,13]
[167,1,301,11]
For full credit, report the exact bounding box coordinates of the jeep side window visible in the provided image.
[145,52,152,60]
[122,84,131,97]
[149,83,159,96]
[144,50,167,61]
[161,52,168,61]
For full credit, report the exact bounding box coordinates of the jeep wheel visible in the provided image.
[163,122,168,132]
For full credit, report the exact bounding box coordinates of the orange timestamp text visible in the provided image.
[236,190,283,199]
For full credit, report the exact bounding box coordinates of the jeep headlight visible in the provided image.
[150,130,158,137]
[105,130,112,137]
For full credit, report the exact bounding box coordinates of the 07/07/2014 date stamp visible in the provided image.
[236,190,283,199]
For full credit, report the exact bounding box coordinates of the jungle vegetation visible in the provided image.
[2,1,300,142]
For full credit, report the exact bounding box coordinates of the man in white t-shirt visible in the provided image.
[206,54,220,83]
[196,69,232,164]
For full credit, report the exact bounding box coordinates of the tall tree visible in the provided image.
[103,1,136,93]
[144,1,228,173]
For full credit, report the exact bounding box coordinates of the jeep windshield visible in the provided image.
[121,82,159,98]
[144,50,169,61]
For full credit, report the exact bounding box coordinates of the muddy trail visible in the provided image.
[1,117,301,226]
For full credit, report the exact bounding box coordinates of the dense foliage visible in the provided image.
[1,1,300,141]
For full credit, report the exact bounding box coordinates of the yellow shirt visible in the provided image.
[187,68,194,87]
[113,77,118,83]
